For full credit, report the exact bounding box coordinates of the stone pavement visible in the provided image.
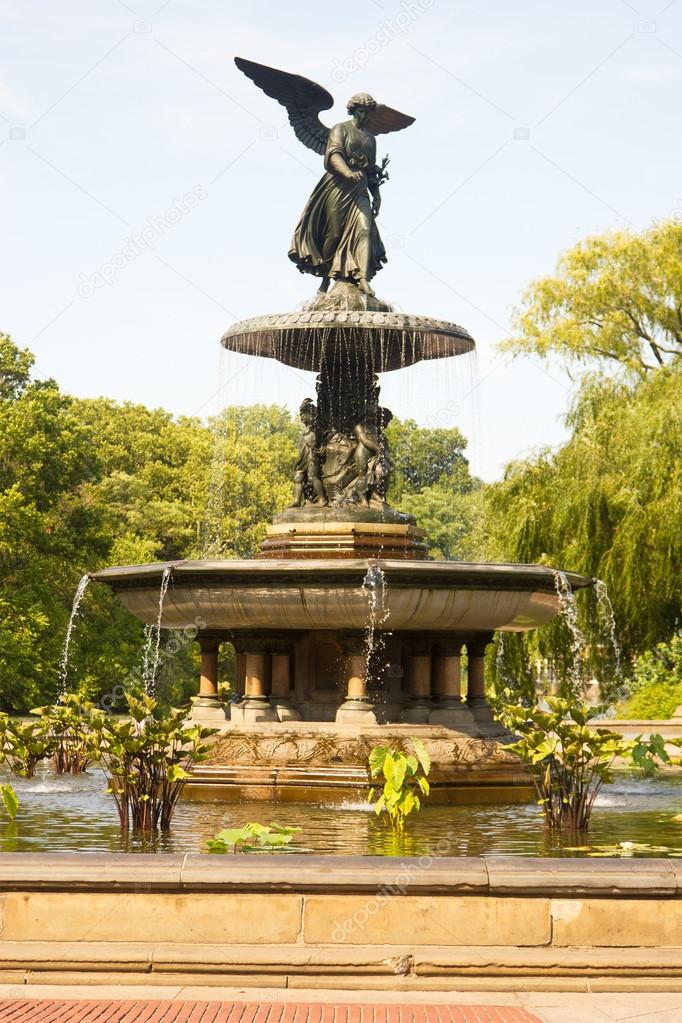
[2,991,682,1023]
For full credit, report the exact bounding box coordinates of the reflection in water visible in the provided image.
[3,766,682,857]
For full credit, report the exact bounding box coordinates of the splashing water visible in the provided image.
[362,563,390,687]
[594,580,623,679]
[594,579,628,710]
[553,571,587,697]
[495,632,515,694]
[58,575,90,699]
[141,566,172,697]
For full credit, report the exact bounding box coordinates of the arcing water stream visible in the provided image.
[361,563,390,687]
[58,574,90,699]
[553,570,589,696]
[141,565,172,698]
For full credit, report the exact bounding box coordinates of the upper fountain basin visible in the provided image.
[220,310,474,372]
[91,559,593,633]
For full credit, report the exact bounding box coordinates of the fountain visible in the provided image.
[91,57,593,803]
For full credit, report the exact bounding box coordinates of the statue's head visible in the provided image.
[347,93,376,126]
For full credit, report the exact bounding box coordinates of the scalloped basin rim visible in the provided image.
[220,310,475,372]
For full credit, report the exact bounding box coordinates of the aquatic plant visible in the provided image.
[31,693,95,774]
[0,715,53,778]
[207,822,300,854]
[368,737,431,832]
[87,694,216,832]
[501,698,671,830]
[0,783,18,820]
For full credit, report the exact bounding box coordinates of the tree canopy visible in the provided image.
[504,220,682,376]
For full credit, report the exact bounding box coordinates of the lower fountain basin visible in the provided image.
[91,558,593,633]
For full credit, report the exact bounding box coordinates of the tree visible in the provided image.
[504,220,682,376]
[0,335,109,710]
[484,366,681,699]
[619,633,682,720]
[386,419,471,502]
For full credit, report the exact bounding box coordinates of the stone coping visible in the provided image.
[0,854,679,896]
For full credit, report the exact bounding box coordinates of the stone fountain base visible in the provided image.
[184,720,533,805]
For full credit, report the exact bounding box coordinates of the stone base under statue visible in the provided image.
[185,719,532,805]
[260,517,428,559]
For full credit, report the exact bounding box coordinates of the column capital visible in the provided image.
[196,630,224,654]
[465,632,495,658]
[228,630,302,654]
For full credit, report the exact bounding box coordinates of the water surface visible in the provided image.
[3,767,682,857]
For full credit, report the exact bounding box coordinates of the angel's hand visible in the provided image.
[347,169,364,183]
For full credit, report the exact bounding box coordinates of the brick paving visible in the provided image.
[0,1002,544,1023]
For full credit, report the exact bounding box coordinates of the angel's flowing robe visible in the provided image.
[288,120,387,284]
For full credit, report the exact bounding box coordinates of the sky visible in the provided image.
[1,0,681,481]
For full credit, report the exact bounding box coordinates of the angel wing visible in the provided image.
[366,105,415,135]
[235,57,415,154]
[235,56,333,156]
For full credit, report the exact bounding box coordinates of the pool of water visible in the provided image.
[3,767,682,857]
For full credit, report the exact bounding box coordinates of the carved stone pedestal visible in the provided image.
[260,519,428,560]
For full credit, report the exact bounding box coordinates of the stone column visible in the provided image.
[191,632,227,724]
[335,634,377,724]
[401,639,432,724]
[243,648,278,722]
[270,641,302,722]
[465,633,498,734]
[429,638,475,727]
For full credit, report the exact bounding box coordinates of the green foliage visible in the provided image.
[207,822,300,854]
[484,366,681,698]
[0,783,18,821]
[501,698,670,830]
[619,633,682,719]
[386,419,483,559]
[386,419,471,502]
[31,693,95,773]
[504,220,682,376]
[0,715,52,777]
[87,694,216,832]
[368,737,431,832]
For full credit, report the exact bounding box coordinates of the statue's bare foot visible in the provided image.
[358,278,375,297]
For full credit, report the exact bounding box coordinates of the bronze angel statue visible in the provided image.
[235,57,415,299]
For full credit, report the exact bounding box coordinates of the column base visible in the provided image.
[241,696,279,723]
[429,699,476,727]
[189,696,227,725]
[400,699,431,724]
[271,698,302,722]
[335,698,378,724]
[467,697,503,735]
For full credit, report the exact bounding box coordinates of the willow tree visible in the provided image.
[504,219,681,376]
[487,220,682,703]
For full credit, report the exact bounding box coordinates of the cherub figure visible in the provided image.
[290,398,328,507]
[353,405,394,507]
[235,57,414,298]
